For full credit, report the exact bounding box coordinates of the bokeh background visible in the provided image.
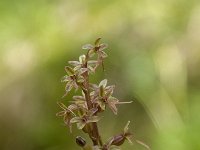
[1,0,200,149]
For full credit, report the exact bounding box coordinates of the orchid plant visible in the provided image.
[57,38,150,150]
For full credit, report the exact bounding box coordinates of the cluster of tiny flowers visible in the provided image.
[56,38,149,150]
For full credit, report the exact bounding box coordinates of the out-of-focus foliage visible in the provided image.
[0,0,200,149]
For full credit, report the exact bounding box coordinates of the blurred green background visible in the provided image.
[1,0,200,149]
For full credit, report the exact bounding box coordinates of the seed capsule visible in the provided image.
[76,136,86,147]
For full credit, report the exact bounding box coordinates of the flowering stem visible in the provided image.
[57,38,142,149]
[82,52,103,146]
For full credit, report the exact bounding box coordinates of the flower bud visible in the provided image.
[76,136,86,147]
[111,134,125,146]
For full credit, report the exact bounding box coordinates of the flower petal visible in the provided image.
[57,102,68,110]
[88,60,98,65]
[88,49,95,57]
[68,61,81,66]
[87,116,100,123]
[61,75,71,82]
[82,44,94,50]
[63,114,71,125]
[105,85,115,98]
[124,121,130,133]
[74,65,82,71]
[99,79,107,88]
[99,51,108,58]
[70,117,82,123]
[95,37,101,46]
[65,80,73,92]
[77,76,84,83]
[73,96,85,101]
[79,55,86,64]
[107,100,118,115]
[136,140,151,150]
[65,66,75,76]
[78,68,88,75]
[56,111,66,116]
[89,83,99,90]
[97,101,106,110]
[126,136,133,145]
[99,43,108,51]
[87,108,98,116]
[77,121,86,129]
[88,66,95,74]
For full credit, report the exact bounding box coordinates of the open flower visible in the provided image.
[90,79,132,115]
[82,38,108,70]
[69,54,98,74]
[61,66,87,97]
[56,102,77,132]
[90,79,115,100]
[70,108,100,129]
[82,38,108,58]
[68,55,86,70]
[69,92,88,110]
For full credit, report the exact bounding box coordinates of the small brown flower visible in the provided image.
[82,38,108,70]
[61,66,87,97]
[70,108,100,129]
[68,54,98,74]
[56,102,76,132]
[90,79,132,115]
